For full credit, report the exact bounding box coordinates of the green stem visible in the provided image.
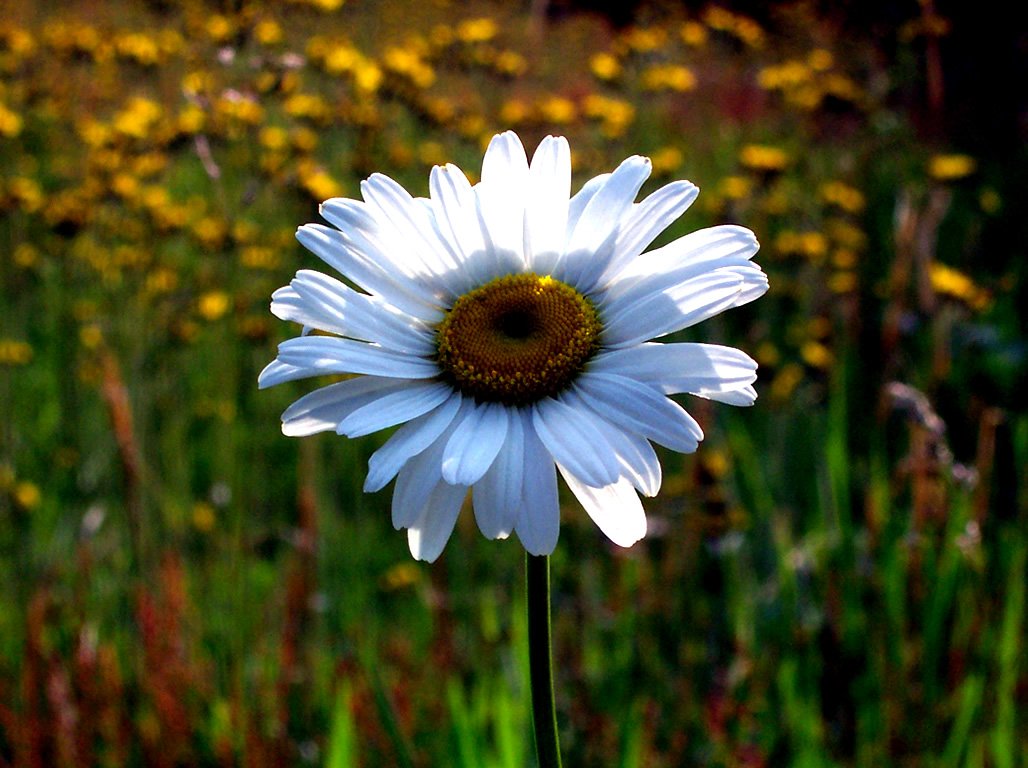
[527,553,562,768]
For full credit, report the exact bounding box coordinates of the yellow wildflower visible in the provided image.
[198,291,232,321]
[0,102,22,137]
[828,272,858,294]
[456,18,498,44]
[623,26,667,53]
[930,262,990,310]
[590,52,621,81]
[14,482,41,510]
[819,180,865,213]
[79,324,104,349]
[650,146,684,175]
[499,99,531,126]
[192,502,216,532]
[739,144,789,172]
[0,339,33,366]
[14,243,38,268]
[205,15,235,43]
[641,64,697,92]
[680,21,708,47]
[928,153,976,181]
[719,175,752,200]
[255,19,283,46]
[801,340,833,369]
[807,48,834,71]
[539,95,577,125]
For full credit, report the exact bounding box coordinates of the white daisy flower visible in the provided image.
[260,131,767,562]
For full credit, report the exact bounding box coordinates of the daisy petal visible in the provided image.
[472,409,525,539]
[595,342,759,401]
[278,376,406,436]
[442,402,510,486]
[601,180,699,283]
[558,156,652,291]
[532,397,621,489]
[392,430,451,529]
[365,394,462,492]
[338,381,452,438]
[407,480,468,562]
[265,336,439,383]
[575,371,703,452]
[515,412,560,555]
[477,132,529,271]
[559,470,647,548]
[524,135,571,275]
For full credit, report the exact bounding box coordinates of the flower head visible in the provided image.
[260,131,767,561]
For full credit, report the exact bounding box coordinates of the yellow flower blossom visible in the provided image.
[353,60,383,94]
[807,48,834,71]
[14,481,41,510]
[979,188,1001,215]
[0,339,33,366]
[828,272,858,294]
[928,153,976,181]
[719,175,752,200]
[0,102,22,137]
[801,340,833,369]
[929,262,990,310]
[198,291,232,321]
[680,21,708,47]
[494,50,527,77]
[641,64,697,92]
[771,363,804,400]
[382,47,436,88]
[14,243,39,268]
[145,268,178,295]
[650,146,684,175]
[176,104,206,134]
[298,161,343,200]
[113,97,163,139]
[240,246,280,270]
[539,95,577,125]
[205,15,235,43]
[259,125,289,151]
[192,502,216,532]
[7,177,43,213]
[623,26,667,53]
[739,144,789,172]
[819,180,865,213]
[255,19,283,46]
[284,92,331,122]
[114,32,161,66]
[590,52,621,81]
[456,18,498,44]
[499,99,531,126]
[79,324,104,349]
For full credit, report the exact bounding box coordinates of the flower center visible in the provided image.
[435,273,602,405]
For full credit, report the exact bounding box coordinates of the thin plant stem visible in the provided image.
[527,553,562,768]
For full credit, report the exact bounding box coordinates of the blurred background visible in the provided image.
[1,0,1025,765]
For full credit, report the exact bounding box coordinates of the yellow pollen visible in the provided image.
[435,273,602,405]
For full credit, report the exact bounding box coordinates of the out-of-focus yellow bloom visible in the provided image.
[704,6,765,49]
[382,46,436,88]
[240,246,280,270]
[418,141,446,167]
[198,291,231,321]
[192,502,216,532]
[429,24,454,48]
[719,175,752,200]
[832,248,858,270]
[680,21,708,47]
[14,481,41,510]
[807,48,834,71]
[979,188,1001,214]
[353,60,383,94]
[0,102,22,137]
[539,95,577,125]
[499,99,531,126]
[739,144,788,172]
[193,217,228,249]
[291,126,319,152]
[821,74,863,104]
[114,32,161,66]
[825,219,867,250]
[110,172,139,199]
[284,93,331,122]
[494,50,527,77]
[641,64,697,92]
[755,340,781,367]
[828,272,858,294]
[757,61,812,90]
[582,94,634,138]
[819,180,865,213]
[930,262,990,311]
[255,19,283,46]
[177,104,206,134]
[771,363,804,401]
[216,94,264,126]
[456,18,498,44]
[381,561,421,590]
[320,43,359,74]
[205,15,235,43]
[623,26,667,53]
[298,161,343,200]
[7,177,43,213]
[145,268,178,295]
[79,324,104,349]
[14,243,38,268]
[801,340,833,369]
[928,153,976,181]
[590,52,621,81]
[113,97,163,139]
[650,146,684,175]
[259,126,289,151]
[0,339,33,366]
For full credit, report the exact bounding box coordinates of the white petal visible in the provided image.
[594,343,759,401]
[556,155,652,292]
[279,376,408,436]
[430,164,493,286]
[477,133,530,272]
[392,430,451,529]
[296,222,443,323]
[602,268,766,348]
[559,470,647,548]
[524,135,571,275]
[406,480,468,562]
[472,409,525,539]
[608,224,760,291]
[264,336,438,383]
[514,412,560,555]
[360,173,461,289]
[272,270,435,355]
[600,180,699,284]
[441,401,510,486]
[338,381,452,437]
[365,394,462,492]
[574,371,703,452]
[565,172,610,236]
[532,397,620,489]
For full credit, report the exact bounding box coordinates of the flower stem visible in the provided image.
[526,553,562,768]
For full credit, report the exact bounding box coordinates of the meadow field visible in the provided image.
[1,0,1026,765]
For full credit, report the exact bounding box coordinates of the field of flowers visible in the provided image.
[1,0,1025,765]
